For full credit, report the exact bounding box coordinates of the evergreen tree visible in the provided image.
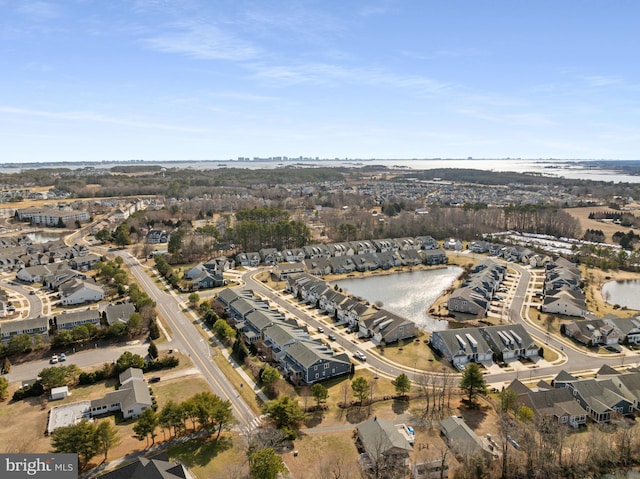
[460,363,487,407]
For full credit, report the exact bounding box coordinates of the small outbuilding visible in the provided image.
[50,386,69,401]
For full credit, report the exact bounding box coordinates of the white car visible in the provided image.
[354,351,367,361]
[50,355,58,364]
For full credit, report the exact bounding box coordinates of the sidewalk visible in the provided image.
[184,305,269,403]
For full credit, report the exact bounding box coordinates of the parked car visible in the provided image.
[149,376,161,383]
[507,435,521,450]
[29,290,36,295]
[50,355,58,364]
[328,334,336,341]
[354,351,367,361]
[6,305,15,311]
[317,327,324,333]
[59,353,66,362]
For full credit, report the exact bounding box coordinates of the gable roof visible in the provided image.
[104,302,136,326]
[96,452,189,479]
[357,417,413,459]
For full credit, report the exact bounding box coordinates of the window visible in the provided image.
[324,363,329,369]
[560,416,567,423]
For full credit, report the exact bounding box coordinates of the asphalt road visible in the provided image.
[4,342,150,384]
[242,263,640,388]
[1,279,43,318]
[114,250,259,431]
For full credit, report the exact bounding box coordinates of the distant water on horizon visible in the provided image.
[2,158,640,183]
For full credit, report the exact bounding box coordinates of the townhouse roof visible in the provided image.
[0,316,48,335]
[285,340,349,369]
[432,327,492,357]
[56,308,101,326]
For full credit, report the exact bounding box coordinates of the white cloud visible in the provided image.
[144,20,259,61]
[582,75,623,87]
[250,61,451,95]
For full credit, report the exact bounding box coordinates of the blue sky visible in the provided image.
[1,0,639,163]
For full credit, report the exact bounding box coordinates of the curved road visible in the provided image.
[242,264,637,387]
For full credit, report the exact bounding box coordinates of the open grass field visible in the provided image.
[563,206,639,244]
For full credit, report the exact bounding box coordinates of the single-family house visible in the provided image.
[104,302,136,326]
[96,452,192,479]
[604,315,640,344]
[508,379,587,427]
[58,278,104,305]
[596,366,640,410]
[440,415,494,460]
[561,319,620,346]
[443,238,462,251]
[356,416,413,471]
[190,271,225,290]
[89,367,153,419]
[553,371,634,423]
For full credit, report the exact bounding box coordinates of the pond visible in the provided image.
[602,279,640,311]
[25,231,65,243]
[333,266,462,332]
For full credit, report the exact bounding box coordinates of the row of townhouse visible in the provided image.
[216,288,351,385]
[287,273,416,345]
[54,302,136,330]
[541,257,587,317]
[14,206,90,226]
[469,240,550,266]
[447,259,506,316]
[234,236,442,267]
[0,242,92,271]
[561,314,640,347]
[430,323,540,367]
[551,365,640,423]
[1,302,136,343]
[298,248,447,277]
[0,316,49,342]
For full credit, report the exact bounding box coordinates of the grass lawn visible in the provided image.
[284,431,361,479]
[210,353,264,414]
[168,433,247,479]
[581,265,640,316]
[371,335,453,373]
[153,376,212,409]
